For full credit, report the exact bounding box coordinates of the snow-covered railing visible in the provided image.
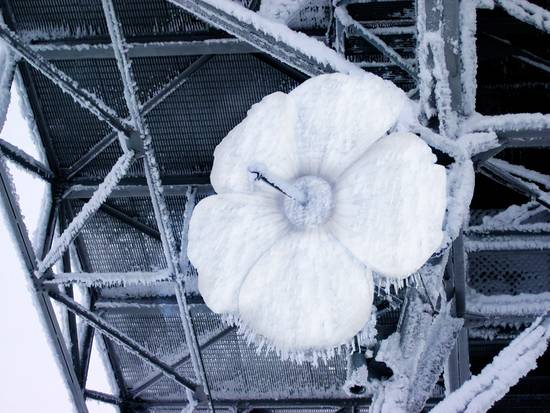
[432,315,550,413]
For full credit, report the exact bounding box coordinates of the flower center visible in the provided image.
[283,176,333,229]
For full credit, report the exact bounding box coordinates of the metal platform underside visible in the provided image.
[0,0,549,412]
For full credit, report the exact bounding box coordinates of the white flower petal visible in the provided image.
[210,92,300,194]
[238,229,373,351]
[188,193,289,313]
[331,132,446,279]
[289,73,406,179]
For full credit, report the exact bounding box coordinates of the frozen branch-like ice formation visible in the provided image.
[432,316,550,413]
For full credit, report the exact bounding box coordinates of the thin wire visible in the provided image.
[248,168,307,205]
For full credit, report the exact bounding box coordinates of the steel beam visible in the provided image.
[48,290,201,393]
[472,128,550,164]
[444,236,471,392]
[500,129,550,148]
[16,61,63,174]
[59,204,82,382]
[63,201,94,273]
[101,1,214,407]
[174,188,214,408]
[72,175,211,190]
[38,151,135,274]
[127,398,372,410]
[252,52,309,83]
[129,326,234,397]
[100,203,161,241]
[84,389,123,406]
[481,32,550,74]
[479,160,550,210]
[0,138,54,181]
[0,154,88,412]
[42,270,172,287]
[70,175,211,188]
[97,334,134,413]
[495,0,550,34]
[39,193,60,260]
[62,197,98,390]
[166,0,357,76]
[33,39,257,61]
[335,7,418,80]
[64,183,209,200]
[0,23,133,136]
[63,54,213,179]
[419,0,461,135]
[85,392,373,411]
[79,323,95,387]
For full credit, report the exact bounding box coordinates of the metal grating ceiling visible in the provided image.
[99,305,349,400]
[7,0,224,42]
[26,53,299,180]
[469,249,550,296]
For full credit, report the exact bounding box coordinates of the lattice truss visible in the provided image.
[0,0,548,412]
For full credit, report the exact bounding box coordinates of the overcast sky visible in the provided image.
[0,82,117,412]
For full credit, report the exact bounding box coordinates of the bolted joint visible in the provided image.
[121,130,145,157]
[193,385,208,403]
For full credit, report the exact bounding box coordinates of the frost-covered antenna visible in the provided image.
[248,163,307,205]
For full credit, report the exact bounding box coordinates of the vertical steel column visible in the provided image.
[442,0,471,389]
[0,154,88,412]
[59,203,82,382]
[445,236,471,391]
[419,0,462,136]
[100,0,214,409]
[64,198,132,406]
[418,0,471,393]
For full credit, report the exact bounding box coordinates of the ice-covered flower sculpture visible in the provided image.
[188,73,447,353]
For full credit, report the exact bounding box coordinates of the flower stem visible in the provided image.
[248,163,307,205]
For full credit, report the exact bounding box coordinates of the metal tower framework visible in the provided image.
[0,0,548,412]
